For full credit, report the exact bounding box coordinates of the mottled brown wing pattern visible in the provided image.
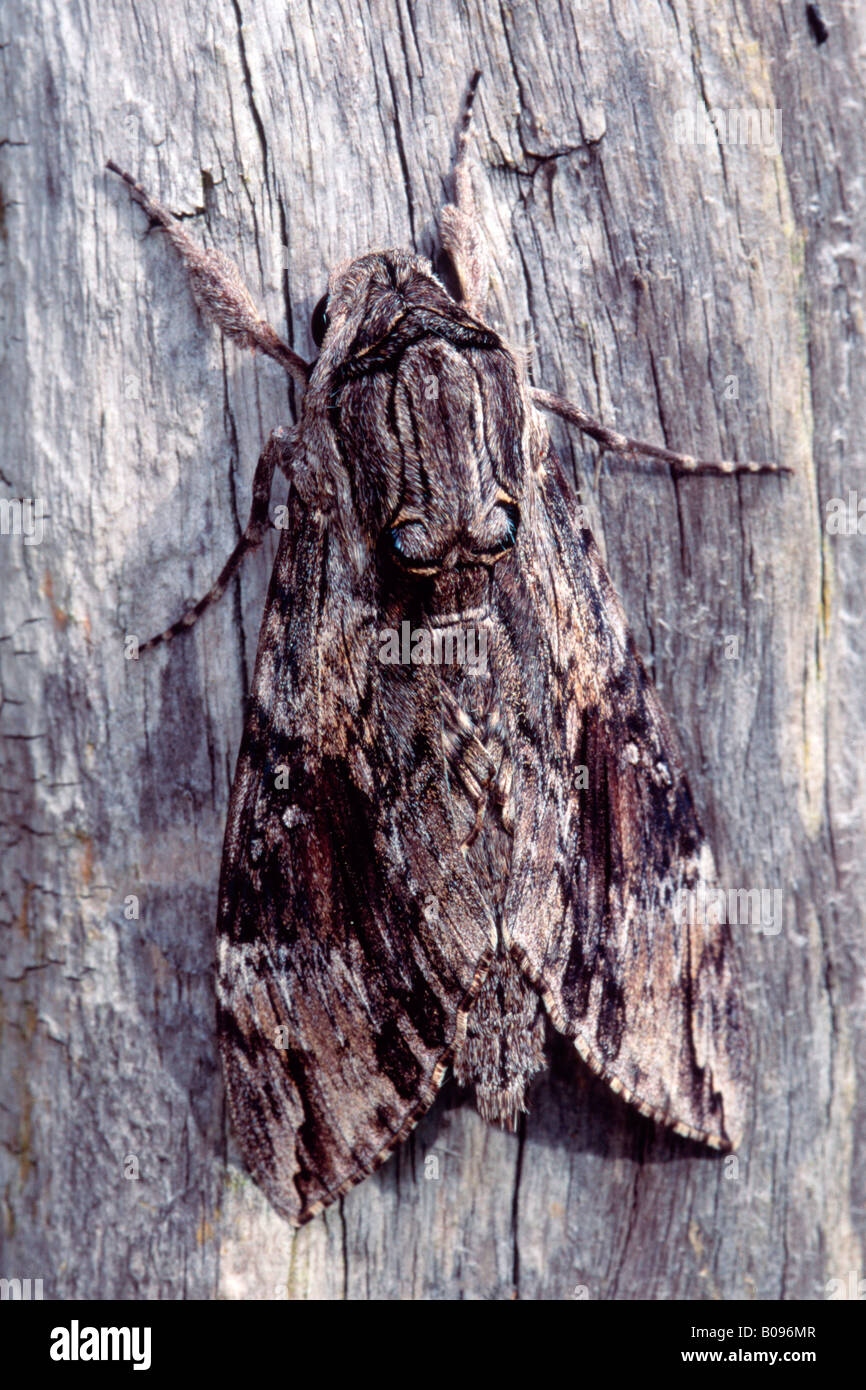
[496,433,748,1149]
[216,488,495,1225]
[109,72,763,1229]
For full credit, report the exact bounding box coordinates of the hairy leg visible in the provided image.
[531,387,791,477]
[107,164,307,649]
[106,162,310,388]
[140,427,294,653]
[439,71,490,318]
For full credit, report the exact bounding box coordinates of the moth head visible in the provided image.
[304,251,529,582]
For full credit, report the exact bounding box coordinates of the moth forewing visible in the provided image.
[496,448,748,1151]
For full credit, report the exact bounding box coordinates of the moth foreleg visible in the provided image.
[439,71,490,318]
[106,162,310,389]
[140,427,291,654]
[530,386,791,477]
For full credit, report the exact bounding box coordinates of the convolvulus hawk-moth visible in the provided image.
[109,72,785,1226]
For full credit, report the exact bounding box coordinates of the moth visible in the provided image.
[110,72,783,1227]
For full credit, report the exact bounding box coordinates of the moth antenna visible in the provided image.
[530,387,791,476]
[457,68,482,159]
[439,72,490,317]
[106,160,310,389]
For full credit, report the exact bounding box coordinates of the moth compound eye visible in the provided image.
[472,501,520,561]
[386,520,444,574]
[493,501,520,553]
[434,248,462,303]
[311,293,330,349]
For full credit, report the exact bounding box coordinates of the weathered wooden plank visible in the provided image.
[1,0,863,1299]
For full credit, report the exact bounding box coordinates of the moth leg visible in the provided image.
[140,428,291,654]
[106,161,310,389]
[439,71,490,318]
[530,387,792,476]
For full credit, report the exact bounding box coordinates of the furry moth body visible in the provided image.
[109,73,771,1226]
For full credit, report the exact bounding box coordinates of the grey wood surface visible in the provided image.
[1,0,864,1300]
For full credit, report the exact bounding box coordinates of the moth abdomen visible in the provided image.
[452,952,548,1129]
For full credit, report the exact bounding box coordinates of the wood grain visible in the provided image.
[1,0,863,1299]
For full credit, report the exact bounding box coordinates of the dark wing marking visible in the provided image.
[217,490,494,1225]
[493,434,748,1149]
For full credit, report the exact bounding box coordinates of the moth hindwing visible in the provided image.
[112,73,761,1226]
